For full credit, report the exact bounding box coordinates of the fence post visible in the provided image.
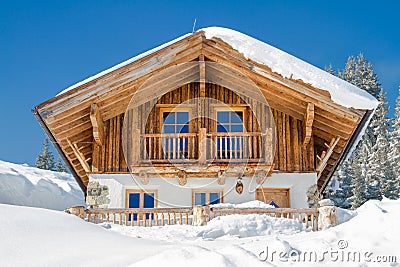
[317,199,338,231]
[65,206,85,219]
[192,205,210,226]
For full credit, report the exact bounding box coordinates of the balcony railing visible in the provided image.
[208,132,263,163]
[140,131,265,164]
[142,133,197,163]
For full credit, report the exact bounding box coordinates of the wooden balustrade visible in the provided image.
[210,207,320,231]
[141,132,264,164]
[85,207,193,227]
[82,206,319,231]
[208,132,263,162]
[142,133,197,162]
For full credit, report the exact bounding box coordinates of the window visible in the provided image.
[126,189,157,208]
[162,111,189,134]
[160,109,190,159]
[215,109,245,160]
[192,190,223,206]
[217,110,244,133]
[126,189,158,219]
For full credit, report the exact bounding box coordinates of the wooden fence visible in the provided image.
[73,206,319,231]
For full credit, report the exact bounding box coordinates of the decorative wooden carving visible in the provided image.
[303,102,314,146]
[178,170,187,186]
[217,171,226,185]
[138,170,148,185]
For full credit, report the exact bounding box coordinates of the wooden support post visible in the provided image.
[132,128,141,165]
[90,103,104,145]
[303,103,314,146]
[198,128,207,164]
[317,137,340,177]
[199,54,206,97]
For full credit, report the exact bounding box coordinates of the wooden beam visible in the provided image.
[67,139,91,173]
[317,137,340,178]
[199,54,206,97]
[90,103,104,145]
[303,102,314,146]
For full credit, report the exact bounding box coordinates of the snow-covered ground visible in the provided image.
[1,198,399,266]
[0,159,85,210]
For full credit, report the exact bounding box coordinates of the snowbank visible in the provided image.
[0,204,169,267]
[199,214,305,240]
[210,200,274,209]
[0,159,84,210]
[1,198,399,266]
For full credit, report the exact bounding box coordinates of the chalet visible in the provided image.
[33,27,378,210]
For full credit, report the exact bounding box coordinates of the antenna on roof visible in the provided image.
[192,18,197,33]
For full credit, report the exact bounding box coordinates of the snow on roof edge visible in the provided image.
[201,26,378,110]
[56,33,192,96]
[55,26,378,111]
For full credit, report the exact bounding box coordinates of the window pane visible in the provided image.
[128,193,140,208]
[210,193,221,205]
[217,111,229,123]
[178,125,189,133]
[231,125,243,132]
[143,193,155,208]
[231,111,243,123]
[163,126,175,133]
[217,124,228,133]
[195,193,206,206]
[177,112,189,124]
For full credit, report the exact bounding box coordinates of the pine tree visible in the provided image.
[355,54,381,98]
[55,158,67,173]
[328,54,394,206]
[390,88,400,198]
[368,89,394,199]
[350,152,366,209]
[328,159,353,208]
[324,64,336,76]
[36,137,55,170]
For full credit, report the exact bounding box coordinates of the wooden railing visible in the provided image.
[85,207,193,227]
[141,132,264,164]
[208,132,263,162]
[142,133,197,162]
[211,207,320,231]
[80,206,319,231]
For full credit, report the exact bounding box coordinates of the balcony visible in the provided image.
[139,131,266,165]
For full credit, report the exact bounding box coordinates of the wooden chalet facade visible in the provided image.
[34,27,377,209]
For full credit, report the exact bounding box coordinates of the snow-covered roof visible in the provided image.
[56,27,378,110]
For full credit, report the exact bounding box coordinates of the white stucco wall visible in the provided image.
[89,172,317,208]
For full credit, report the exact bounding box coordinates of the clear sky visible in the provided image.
[1,0,399,166]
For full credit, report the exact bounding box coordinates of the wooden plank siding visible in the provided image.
[93,83,319,173]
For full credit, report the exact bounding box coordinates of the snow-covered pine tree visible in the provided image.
[55,158,67,173]
[324,64,336,76]
[36,137,55,170]
[328,159,353,209]
[350,151,366,209]
[368,89,394,199]
[390,88,400,198]
[331,54,393,207]
[338,56,357,85]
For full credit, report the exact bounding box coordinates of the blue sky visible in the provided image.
[1,0,399,166]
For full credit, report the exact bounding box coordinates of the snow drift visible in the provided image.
[0,198,399,266]
[0,159,84,210]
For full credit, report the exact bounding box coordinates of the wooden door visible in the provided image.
[256,188,290,208]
